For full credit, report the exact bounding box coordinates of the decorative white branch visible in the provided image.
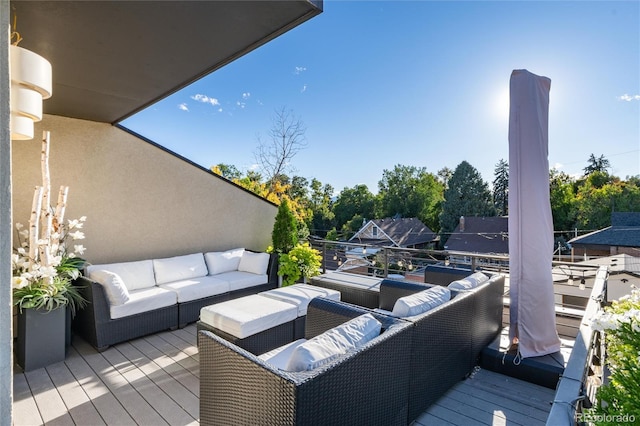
[29,186,44,263]
[39,131,52,266]
[54,185,69,233]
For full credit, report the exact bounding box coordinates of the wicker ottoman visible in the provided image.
[197,294,297,355]
[311,272,382,308]
[260,284,341,339]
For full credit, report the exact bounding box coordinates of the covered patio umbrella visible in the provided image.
[508,69,561,358]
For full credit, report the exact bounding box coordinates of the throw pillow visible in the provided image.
[237,251,270,275]
[89,269,131,306]
[285,313,382,372]
[392,286,451,317]
[204,248,245,275]
[86,259,155,291]
[153,253,208,285]
[448,271,489,290]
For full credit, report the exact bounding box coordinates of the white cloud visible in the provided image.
[301,84,307,93]
[218,108,223,113]
[236,101,246,109]
[249,163,259,171]
[618,94,640,101]
[294,66,307,75]
[178,103,189,112]
[552,162,564,170]
[242,92,251,100]
[191,94,220,106]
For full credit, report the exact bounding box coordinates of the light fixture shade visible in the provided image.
[10,113,34,140]
[11,83,43,121]
[10,45,52,99]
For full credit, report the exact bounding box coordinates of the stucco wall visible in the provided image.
[11,114,277,264]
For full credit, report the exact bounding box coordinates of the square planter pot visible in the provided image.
[16,307,66,371]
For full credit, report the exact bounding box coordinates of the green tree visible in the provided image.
[341,214,365,241]
[492,159,509,216]
[308,178,335,237]
[211,163,242,180]
[271,198,298,253]
[439,161,495,243]
[574,175,640,231]
[376,165,444,231]
[333,184,375,231]
[583,154,611,176]
[549,169,577,234]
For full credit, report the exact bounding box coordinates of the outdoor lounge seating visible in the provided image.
[73,249,278,351]
[198,297,413,426]
[375,278,504,421]
[196,284,341,354]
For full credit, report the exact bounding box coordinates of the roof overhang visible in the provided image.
[10,0,322,123]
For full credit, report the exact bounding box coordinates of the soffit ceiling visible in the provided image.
[10,1,322,123]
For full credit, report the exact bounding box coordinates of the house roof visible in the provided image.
[570,212,640,248]
[350,217,437,247]
[444,216,509,254]
[11,0,322,123]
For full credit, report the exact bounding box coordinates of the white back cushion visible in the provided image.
[204,248,245,275]
[153,253,207,285]
[392,286,451,317]
[448,272,489,290]
[237,251,270,275]
[285,313,382,372]
[86,260,156,291]
[89,269,131,306]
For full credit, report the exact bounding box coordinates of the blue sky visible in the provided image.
[121,1,640,195]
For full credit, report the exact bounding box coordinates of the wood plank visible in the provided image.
[73,339,169,425]
[467,369,555,407]
[23,366,73,425]
[13,371,43,426]
[449,385,549,422]
[139,334,200,394]
[63,345,134,425]
[46,360,105,426]
[425,403,487,426]
[411,411,457,426]
[113,339,198,421]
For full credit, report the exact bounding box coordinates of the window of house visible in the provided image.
[372,226,378,238]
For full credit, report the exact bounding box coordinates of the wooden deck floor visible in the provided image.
[13,325,555,426]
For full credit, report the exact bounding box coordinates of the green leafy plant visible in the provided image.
[589,288,640,423]
[12,217,88,315]
[277,242,322,287]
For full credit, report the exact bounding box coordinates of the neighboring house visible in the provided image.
[569,212,640,258]
[444,216,509,254]
[349,217,438,250]
[444,216,509,267]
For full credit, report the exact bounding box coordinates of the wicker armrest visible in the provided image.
[199,299,413,426]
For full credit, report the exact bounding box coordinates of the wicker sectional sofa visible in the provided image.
[198,297,413,426]
[73,249,278,351]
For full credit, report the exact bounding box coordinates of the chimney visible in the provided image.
[459,216,465,232]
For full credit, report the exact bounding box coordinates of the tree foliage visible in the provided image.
[492,159,509,216]
[575,176,640,230]
[333,184,375,232]
[376,165,444,231]
[271,198,299,253]
[549,169,577,234]
[583,153,611,176]
[439,161,495,242]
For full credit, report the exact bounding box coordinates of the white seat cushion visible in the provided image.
[153,253,207,285]
[86,260,156,291]
[258,338,307,370]
[204,248,244,275]
[448,272,489,290]
[89,269,131,306]
[215,270,268,292]
[260,284,341,316]
[159,275,230,303]
[237,251,270,275]
[200,294,297,338]
[392,286,451,317]
[285,313,382,372]
[109,287,177,319]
